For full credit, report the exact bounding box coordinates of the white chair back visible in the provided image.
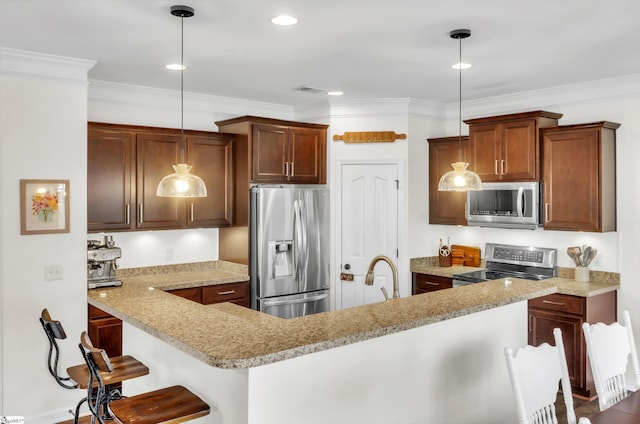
[505,328,589,424]
[583,310,640,411]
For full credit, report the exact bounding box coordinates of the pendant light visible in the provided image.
[438,29,482,192]
[157,5,207,198]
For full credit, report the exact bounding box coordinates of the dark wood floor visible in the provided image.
[556,392,601,424]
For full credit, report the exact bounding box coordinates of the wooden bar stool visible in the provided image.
[40,309,149,423]
[79,331,210,423]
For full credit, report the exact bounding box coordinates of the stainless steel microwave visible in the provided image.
[466,182,542,230]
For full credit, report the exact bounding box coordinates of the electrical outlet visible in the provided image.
[166,248,174,261]
[44,264,63,281]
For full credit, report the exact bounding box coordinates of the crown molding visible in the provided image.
[326,97,446,119]
[451,73,640,120]
[88,79,295,121]
[0,47,95,83]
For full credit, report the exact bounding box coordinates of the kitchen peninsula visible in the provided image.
[88,262,618,424]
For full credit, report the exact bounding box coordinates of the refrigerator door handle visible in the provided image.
[293,200,304,282]
[261,292,328,307]
[299,199,308,272]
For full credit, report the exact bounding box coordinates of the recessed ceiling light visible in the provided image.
[451,62,472,70]
[166,63,186,71]
[271,15,298,26]
[327,91,343,96]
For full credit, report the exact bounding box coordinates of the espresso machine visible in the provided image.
[87,235,122,289]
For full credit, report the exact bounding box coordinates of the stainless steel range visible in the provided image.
[452,243,557,287]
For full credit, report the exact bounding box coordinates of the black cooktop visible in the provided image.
[453,269,549,284]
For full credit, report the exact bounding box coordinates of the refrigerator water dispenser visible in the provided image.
[269,240,293,278]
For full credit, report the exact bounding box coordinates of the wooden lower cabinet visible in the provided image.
[528,291,616,398]
[168,280,250,307]
[412,273,453,294]
[88,304,122,358]
[166,287,202,303]
[201,281,249,307]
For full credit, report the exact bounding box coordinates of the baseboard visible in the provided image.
[26,405,88,424]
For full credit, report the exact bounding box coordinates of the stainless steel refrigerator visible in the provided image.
[250,185,329,319]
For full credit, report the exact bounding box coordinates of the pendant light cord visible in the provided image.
[458,35,462,163]
[180,14,185,163]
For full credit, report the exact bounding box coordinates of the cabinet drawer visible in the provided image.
[201,281,249,305]
[167,287,202,303]
[529,293,585,315]
[413,273,453,293]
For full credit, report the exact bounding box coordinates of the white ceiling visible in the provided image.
[1,0,639,107]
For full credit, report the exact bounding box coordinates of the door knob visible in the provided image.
[344,264,351,270]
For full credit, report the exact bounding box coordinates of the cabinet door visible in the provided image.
[501,119,537,181]
[251,124,288,182]
[88,316,123,358]
[528,308,584,392]
[470,119,538,182]
[428,137,468,225]
[88,126,134,231]
[186,135,234,227]
[543,128,601,231]
[136,133,186,229]
[469,123,501,182]
[288,127,325,184]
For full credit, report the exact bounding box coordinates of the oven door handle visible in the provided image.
[262,293,328,307]
[517,187,525,219]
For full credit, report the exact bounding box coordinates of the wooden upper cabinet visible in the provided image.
[216,116,328,185]
[427,136,468,225]
[185,135,234,228]
[88,127,135,231]
[136,132,185,230]
[542,122,619,232]
[252,124,289,182]
[288,127,324,183]
[252,123,326,183]
[465,111,562,182]
[88,122,237,233]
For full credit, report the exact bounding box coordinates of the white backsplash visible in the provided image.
[88,228,219,269]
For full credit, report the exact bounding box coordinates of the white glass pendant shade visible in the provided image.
[438,161,482,191]
[156,163,207,197]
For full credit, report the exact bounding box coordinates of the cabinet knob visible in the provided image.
[344,264,351,270]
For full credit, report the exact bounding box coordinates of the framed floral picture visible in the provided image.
[20,179,70,235]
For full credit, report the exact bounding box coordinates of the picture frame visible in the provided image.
[20,179,70,235]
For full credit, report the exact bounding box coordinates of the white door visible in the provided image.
[338,163,399,309]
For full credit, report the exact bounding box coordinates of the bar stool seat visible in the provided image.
[108,385,210,424]
[79,331,210,423]
[67,354,149,389]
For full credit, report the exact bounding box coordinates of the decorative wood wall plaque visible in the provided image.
[333,131,407,143]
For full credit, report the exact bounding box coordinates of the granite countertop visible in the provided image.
[410,256,620,297]
[87,259,618,370]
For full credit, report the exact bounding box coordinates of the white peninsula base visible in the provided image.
[123,301,525,424]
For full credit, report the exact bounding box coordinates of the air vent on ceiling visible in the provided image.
[293,86,326,94]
